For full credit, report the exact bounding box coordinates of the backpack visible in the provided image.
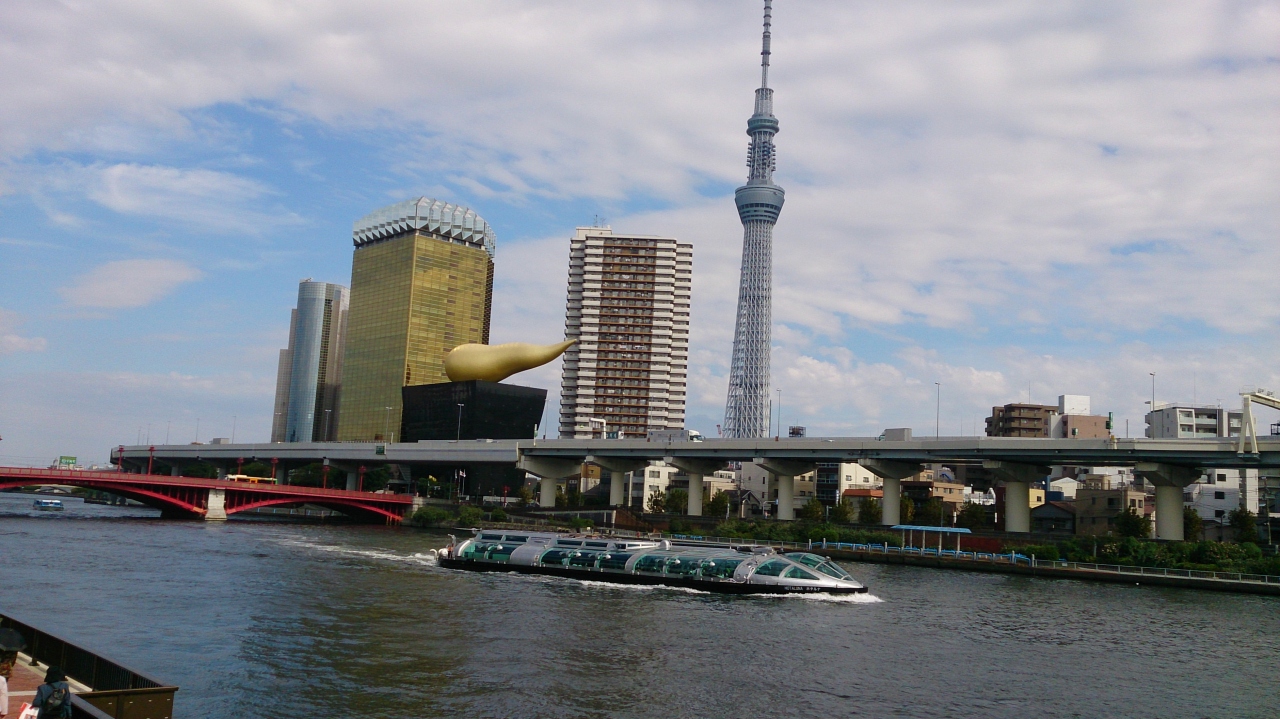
[40,685,70,718]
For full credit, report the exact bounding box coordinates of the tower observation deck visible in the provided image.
[723,0,784,439]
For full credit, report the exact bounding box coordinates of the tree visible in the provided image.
[1183,506,1203,541]
[666,489,688,515]
[857,497,882,525]
[956,502,989,530]
[916,498,944,526]
[647,487,667,514]
[516,485,535,506]
[899,497,916,524]
[830,497,855,524]
[1227,508,1258,543]
[1114,507,1152,538]
[798,497,826,521]
[705,490,730,518]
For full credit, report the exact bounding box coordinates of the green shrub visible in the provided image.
[410,506,451,527]
[567,517,594,530]
[668,518,692,534]
[490,508,508,523]
[457,506,483,526]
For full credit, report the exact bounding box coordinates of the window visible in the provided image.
[752,560,790,577]
[700,559,742,579]
[1107,498,1116,507]
[1129,499,1136,508]
[634,555,667,573]
[784,566,820,581]
[1217,474,1227,483]
[599,553,632,571]
[1215,491,1226,500]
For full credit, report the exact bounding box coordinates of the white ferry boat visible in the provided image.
[33,498,65,511]
[439,531,868,595]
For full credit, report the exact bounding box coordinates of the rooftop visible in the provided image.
[353,197,496,259]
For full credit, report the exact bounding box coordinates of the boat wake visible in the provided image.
[747,591,884,604]
[278,538,442,567]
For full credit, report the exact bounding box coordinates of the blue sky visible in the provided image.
[1,0,1278,464]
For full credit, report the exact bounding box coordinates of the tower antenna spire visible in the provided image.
[761,0,772,89]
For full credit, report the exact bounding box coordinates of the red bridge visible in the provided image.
[0,467,414,523]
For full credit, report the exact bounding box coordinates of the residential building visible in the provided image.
[1146,404,1243,439]
[337,198,495,442]
[627,462,679,510]
[1075,475,1150,536]
[816,462,882,505]
[986,403,1057,437]
[1031,502,1077,534]
[988,395,1111,439]
[736,462,817,516]
[559,227,692,439]
[1183,469,1260,523]
[270,280,349,443]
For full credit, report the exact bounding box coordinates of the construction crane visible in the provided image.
[1238,388,1280,454]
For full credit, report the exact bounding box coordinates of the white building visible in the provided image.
[559,227,692,439]
[1184,469,1260,521]
[1146,404,1242,439]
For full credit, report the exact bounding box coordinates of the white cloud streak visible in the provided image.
[59,259,203,309]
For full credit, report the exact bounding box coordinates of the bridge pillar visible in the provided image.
[858,459,921,526]
[206,489,227,521]
[756,458,816,522]
[346,471,358,491]
[662,458,726,517]
[586,457,648,508]
[540,476,557,508]
[1136,463,1201,541]
[170,464,181,477]
[687,474,704,516]
[983,461,1048,533]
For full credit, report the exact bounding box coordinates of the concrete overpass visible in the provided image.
[113,435,1280,540]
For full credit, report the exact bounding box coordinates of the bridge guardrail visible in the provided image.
[1,612,178,719]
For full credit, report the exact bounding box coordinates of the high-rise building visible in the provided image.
[337,198,495,442]
[270,280,349,442]
[723,0,784,438]
[559,227,692,439]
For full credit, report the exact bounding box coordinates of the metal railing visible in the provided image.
[1,612,178,719]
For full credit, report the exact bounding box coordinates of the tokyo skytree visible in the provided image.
[723,0,784,438]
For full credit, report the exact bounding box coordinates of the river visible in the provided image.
[0,493,1276,718]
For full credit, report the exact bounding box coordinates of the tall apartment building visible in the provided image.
[559,227,692,439]
[337,198,495,442]
[271,280,349,443]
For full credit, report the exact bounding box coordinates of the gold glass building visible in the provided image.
[337,198,495,441]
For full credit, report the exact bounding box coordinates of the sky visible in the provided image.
[1,0,1278,466]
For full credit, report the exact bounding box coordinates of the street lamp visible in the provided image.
[776,388,783,438]
[383,406,393,443]
[323,409,332,442]
[456,403,465,441]
[935,382,941,439]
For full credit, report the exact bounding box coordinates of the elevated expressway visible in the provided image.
[113,436,1280,540]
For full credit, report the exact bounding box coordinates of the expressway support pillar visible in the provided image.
[586,457,649,508]
[206,489,227,521]
[1136,463,1201,541]
[756,458,816,522]
[346,471,358,491]
[170,464,182,477]
[775,474,795,521]
[858,459,922,526]
[687,474,704,516]
[983,461,1049,534]
[516,455,584,509]
[663,458,727,518]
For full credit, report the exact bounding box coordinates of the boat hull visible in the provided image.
[439,557,868,595]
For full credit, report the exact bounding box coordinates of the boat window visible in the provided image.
[699,558,742,579]
[480,534,504,540]
[665,556,700,576]
[569,551,602,568]
[462,542,494,559]
[599,553,632,571]
[634,555,668,573]
[539,549,573,566]
[752,560,790,577]
[486,544,518,562]
[813,562,852,580]
[784,566,819,581]
[585,541,609,548]
[785,553,827,569]
[556,540,583,547]
[503,536,528,543]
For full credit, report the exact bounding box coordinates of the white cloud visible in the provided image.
[0,308,47,356]
[59,259,203,309]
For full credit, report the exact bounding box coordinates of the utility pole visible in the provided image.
[935,382,941,439]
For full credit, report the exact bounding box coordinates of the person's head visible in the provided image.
[44,665,66,684]
[0,651,16,677]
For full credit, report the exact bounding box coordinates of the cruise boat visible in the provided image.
[439,531,867,595]
[32,498,65,511]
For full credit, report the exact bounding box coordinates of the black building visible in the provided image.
[401,380,547,441]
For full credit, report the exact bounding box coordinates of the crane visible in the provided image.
[1238,388,1280,454]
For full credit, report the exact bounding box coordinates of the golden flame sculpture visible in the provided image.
[444,339,576,383]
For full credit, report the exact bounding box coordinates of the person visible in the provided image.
[32,667,71,719]
[0,651,15,719]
